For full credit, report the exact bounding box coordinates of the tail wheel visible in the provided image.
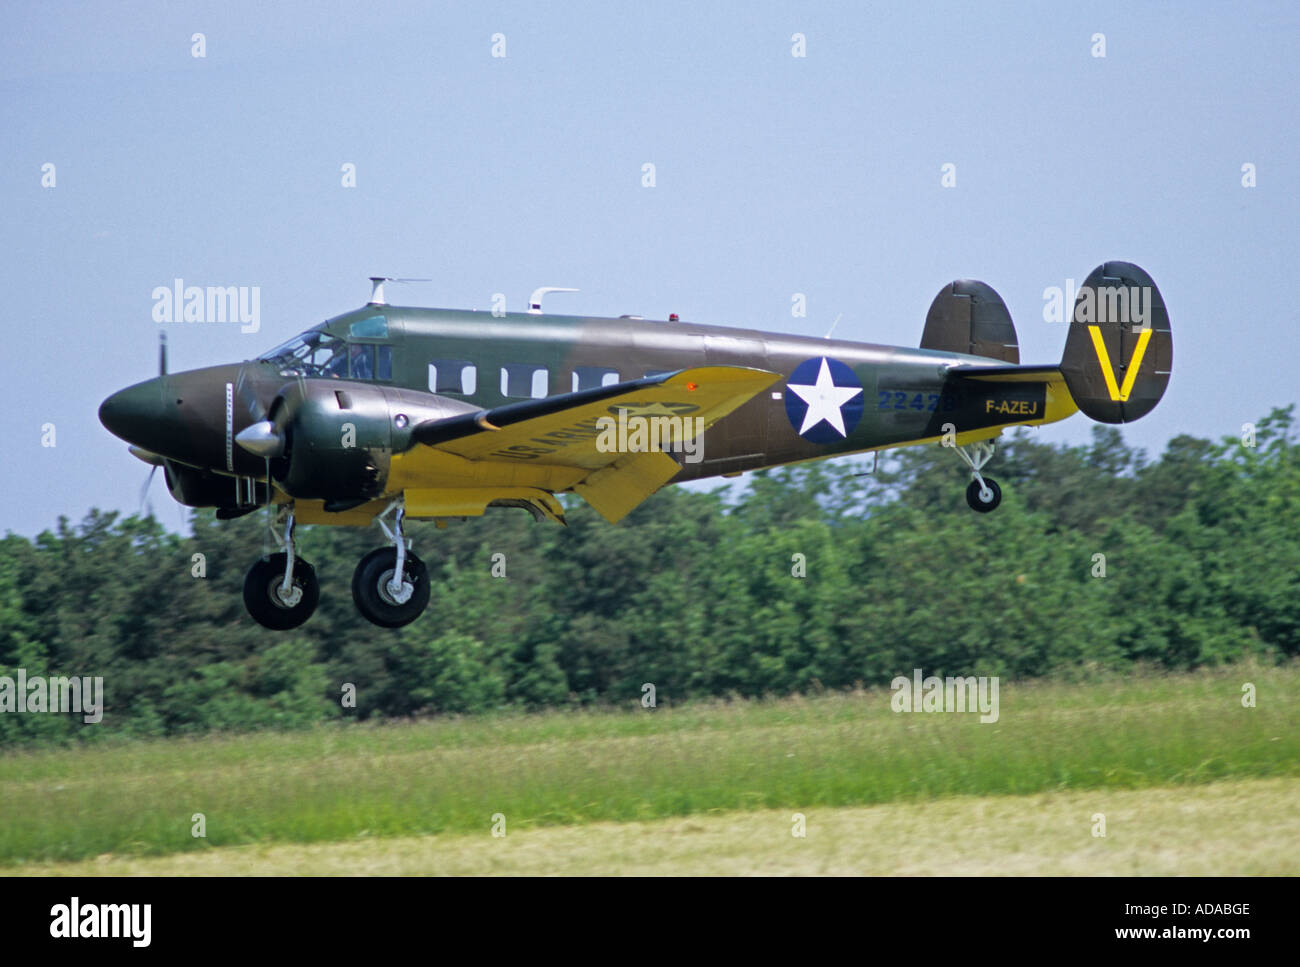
[243,553,319,630]
[351,547,431,628]
[965,477,1002,513]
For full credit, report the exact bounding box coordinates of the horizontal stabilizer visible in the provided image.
[946,364,1063,384]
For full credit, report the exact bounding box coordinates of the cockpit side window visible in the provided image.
[343,344,393,380]
[260,331,349,377]
[259,329,391,381]
[348,344,375,379]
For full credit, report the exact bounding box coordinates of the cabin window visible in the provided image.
[501,364,549,399]
[572,367,621,392]
[349,315,388,339]
[429,360,476,395]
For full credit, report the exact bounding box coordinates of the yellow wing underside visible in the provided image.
[293,366,780,527]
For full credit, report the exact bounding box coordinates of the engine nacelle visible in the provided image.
[271,379,478,502]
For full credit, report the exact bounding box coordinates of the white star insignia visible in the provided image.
[786,358,862,437]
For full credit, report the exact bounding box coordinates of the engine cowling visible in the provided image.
[267,379,479,502]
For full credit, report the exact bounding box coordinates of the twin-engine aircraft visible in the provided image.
[99,261,1172,630]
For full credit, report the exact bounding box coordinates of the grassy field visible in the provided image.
[15,777,1299,875]
[0,663,1295,869]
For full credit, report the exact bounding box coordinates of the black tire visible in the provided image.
[351,547,431,628]
[243,553,320,630]
[965,477,1002,513]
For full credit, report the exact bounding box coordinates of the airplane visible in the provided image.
[99,261,1171,631]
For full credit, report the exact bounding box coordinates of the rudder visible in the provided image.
[1059,261,1172,423]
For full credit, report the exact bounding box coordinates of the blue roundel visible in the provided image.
[783,356,865,444]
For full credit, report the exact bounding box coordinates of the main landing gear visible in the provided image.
[351,499,431,629]
[243,507,320,629]
[956,440,1002,513]
[241,498,431,630]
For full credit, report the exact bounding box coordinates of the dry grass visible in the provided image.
[12,777,1298,876]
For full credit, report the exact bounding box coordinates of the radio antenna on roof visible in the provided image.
[368,276,431,306]
[527,286,579,314]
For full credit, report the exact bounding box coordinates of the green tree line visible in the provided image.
[1,407,1296,745]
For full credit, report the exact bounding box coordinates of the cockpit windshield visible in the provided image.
[257,330,349,378]
[257,328,394,381]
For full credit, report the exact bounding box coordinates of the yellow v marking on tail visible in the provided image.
[1087,326,1153,402]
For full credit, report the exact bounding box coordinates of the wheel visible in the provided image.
[351,547,431,628]
[243,553,320,630]
[965,477,1002,513]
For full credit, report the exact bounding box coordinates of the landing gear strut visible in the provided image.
[352,499,431,628]
[243,506,320,629]
[957,441,1002,513]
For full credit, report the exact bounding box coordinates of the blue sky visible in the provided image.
[2,1,1297,536]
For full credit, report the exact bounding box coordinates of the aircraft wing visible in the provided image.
[408,366,781,522]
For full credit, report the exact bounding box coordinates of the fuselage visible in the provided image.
[100,303,1076,502]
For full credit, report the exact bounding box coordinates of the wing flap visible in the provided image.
[572,451,683,524]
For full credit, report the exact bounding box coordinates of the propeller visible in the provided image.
[233,360,283,520]
[138,464,158,518]
[233,354,284,457]
[233,360,268,423]
[232,355,291,520]
[156,329,171,411]
[137,331,170,518]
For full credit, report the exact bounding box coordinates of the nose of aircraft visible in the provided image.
[99,378,168,448]
[101,363,267,472]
